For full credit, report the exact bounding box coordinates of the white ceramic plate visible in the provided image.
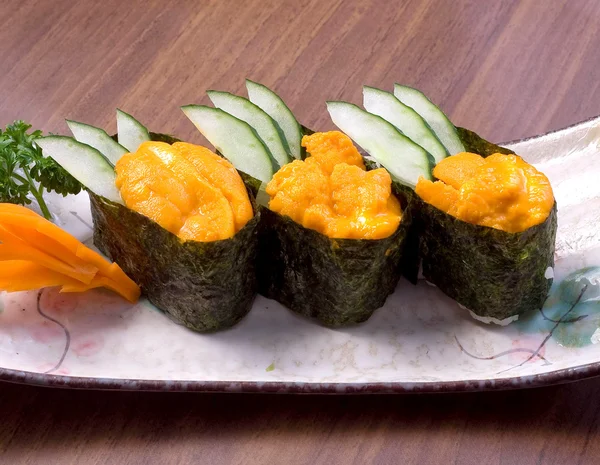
[2,116,600,393]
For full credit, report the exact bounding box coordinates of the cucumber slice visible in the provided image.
[327,101,434,188]
[116,109,150,153]
[363,86,449,163]
[393,85,465,155]
[207,90,290,168]
[36,136,122,203]
[66,120,128,166]
[246,79,302,160]
[181,105,275,183]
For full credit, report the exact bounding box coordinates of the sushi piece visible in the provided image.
[259,131,412,327]
[328,87,557,324]
[184,84,412,327]
[38,113,260,332]
[414,152,556,323]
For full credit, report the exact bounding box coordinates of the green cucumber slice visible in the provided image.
[207,90,290,168]
[66,120,128,166]
[116,109,150,153]
[35,136,122,203]
[363,86,449,163]
[181,105,275,183]
[246,79,302,160]
[327,101,434,188]
[393,85,465,155]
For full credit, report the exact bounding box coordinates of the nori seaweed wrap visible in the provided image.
[411,131,557,323]
[90,133,260,332]
[417,198,556,322]
[257,131,412,328]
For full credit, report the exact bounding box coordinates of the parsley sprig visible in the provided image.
[0,121,81,219]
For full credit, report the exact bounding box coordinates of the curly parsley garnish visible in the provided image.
[0,121,81,219]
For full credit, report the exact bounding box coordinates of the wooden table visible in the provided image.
[1,0,600,463]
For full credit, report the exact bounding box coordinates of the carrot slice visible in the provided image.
[0,260,80,292]
[0,204,39,216]
[0,212,131,285]
[0,260,139,302]
[0,204,140,302]
[74,245,133,285]
[2,222,98,276]
[0,227,96,284]
[61,275,141,303]
[0,211,130,284]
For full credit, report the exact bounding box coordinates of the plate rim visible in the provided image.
[3,115,600,394]
[502,112,600,147]
[1,362,599,393]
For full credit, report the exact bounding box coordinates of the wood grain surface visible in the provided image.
[1,0,600,463]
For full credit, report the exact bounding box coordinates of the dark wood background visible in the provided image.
[2,0,600,463]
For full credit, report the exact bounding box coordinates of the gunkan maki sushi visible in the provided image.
[37,110,260,332]
[328,84,557,324]
[183,81,412,327]
[259,131,411,327]
[414,152,556,324]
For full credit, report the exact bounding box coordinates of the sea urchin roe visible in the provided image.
[301,130,365,174]
[115,141,252,242]
[415,152,554,233]
[266,131,401,239]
